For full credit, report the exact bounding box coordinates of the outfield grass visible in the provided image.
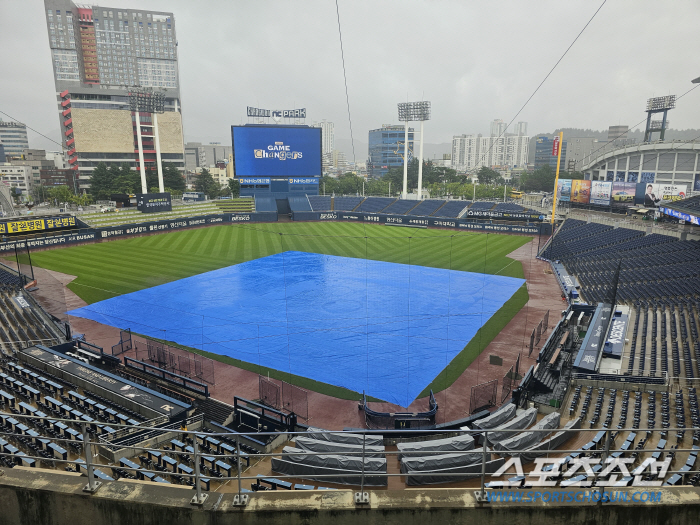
[27,222,532,400]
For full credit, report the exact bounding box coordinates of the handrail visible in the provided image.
[0,411,698,498]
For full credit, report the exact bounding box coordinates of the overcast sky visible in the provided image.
[2,0,699,159]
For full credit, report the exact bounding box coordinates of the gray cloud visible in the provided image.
[2,0,699,158]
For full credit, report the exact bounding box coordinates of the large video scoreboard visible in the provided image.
[231,125,322,178]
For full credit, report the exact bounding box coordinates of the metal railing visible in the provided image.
[0,411,698,507]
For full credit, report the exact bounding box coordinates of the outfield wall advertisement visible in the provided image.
[590,181,612,205]
[556,179,572,202]
[0,209,551,253]
[570,180,591,204]
[295,211,550,234]
[231,125,322,177]
[634,184,687,207]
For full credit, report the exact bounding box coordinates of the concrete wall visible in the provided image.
[1,467,699,525]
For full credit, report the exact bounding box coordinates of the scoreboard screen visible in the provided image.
[232,125,322,177]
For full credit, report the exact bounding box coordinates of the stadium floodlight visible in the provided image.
[644,95,675,142]
[129,88,167,194]
[397,101,432,199]
[646,95,676,112]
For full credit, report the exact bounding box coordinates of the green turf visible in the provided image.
[27,222,533,400]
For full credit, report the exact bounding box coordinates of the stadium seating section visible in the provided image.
[355,197,396,213]
[307,195,332,211]
[541,218,700,304]
[0,287,61,356]
[333,196,364,211]
[287,196,311,212]
[381,199,419,215]
[432,200,470,217]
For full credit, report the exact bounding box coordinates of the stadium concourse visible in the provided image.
[24,235,563,429]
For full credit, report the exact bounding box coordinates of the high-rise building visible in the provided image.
[451,134,529,172]
[534,136,568,170]
[314,120,334,155]
[43,1,185,189]
[0,120,29,158]
[490,119,506,137]
[367,125,414,178]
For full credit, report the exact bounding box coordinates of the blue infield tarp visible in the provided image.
[68,252,525,407]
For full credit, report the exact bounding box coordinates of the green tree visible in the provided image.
[112,163,140,195]
[88,162,113,200]
[163,163,186,192]
[47,185,74,206]
[227,178,240,198]
[194,168,219,198]
[477,167,500,185]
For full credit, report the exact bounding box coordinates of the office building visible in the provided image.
[0,120,29,158]
[534,136,568,170]
[367,125,414,178]
[563,137,598,173]
[0,164,32,197]
[43,0,185,190]
[8,149,56,189]
[184,142,232,171]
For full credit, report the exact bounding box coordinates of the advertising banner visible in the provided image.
[0,216,76,235]
[660,207,699,226]
[556,179,572,202]
[232,125,322,177]
[466,210,544,221]
[611,182,636,204]
[694,174,700,192]
[635,183,687,208]
[570,180,591,204]
[0,231,96,252]
[136,193,172,213]
[590,181,612,205]
[603,313,628,359]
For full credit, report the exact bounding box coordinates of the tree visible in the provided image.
[88,162,113,200]
[228,178,240,198]
[112,163,140,195]
[477,167,500,185]
[163,163,186,192]
[47,185,74,206]
[194,168,219,198]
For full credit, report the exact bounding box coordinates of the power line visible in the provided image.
[335,0,356,164]
[0,109,68,153]
[475,0,607,170]
[576,83,700,168]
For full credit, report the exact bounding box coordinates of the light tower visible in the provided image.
[129,88,166,193]
[397,101,431,199]
[643,95,675,143]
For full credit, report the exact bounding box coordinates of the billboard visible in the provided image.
[231,125,322,177]
[556,179,572,202]
[634,183,687,207]
[590,181,612,205]
[611,182,636,204]
[0,216,76,234]
[137,192,172,213]
[570,180,591,204]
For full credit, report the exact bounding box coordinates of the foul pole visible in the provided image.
[550,131,563,225]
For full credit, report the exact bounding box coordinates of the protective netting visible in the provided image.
[469,379,498,414]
